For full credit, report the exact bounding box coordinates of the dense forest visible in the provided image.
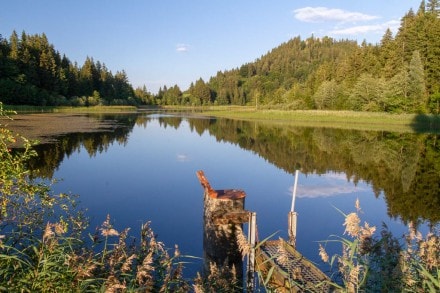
[155,0,440,114]
[1,0,439,112]
[0,32,143,106]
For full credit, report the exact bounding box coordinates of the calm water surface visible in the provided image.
[31,112,436,275]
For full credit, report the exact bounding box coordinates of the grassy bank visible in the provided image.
[4,105,138,113]
[183,106,439,133]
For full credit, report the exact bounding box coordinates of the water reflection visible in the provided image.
[30,113,440,225]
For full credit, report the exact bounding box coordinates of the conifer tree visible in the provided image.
[408,50,426,112]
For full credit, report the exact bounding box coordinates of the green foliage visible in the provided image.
[0,32,137,107]
[408,50,427,112]
[428,92,440,114]
[169,1,439,114]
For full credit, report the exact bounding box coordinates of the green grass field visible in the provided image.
[182,106,439,133]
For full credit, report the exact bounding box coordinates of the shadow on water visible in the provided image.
[411,114,440,133]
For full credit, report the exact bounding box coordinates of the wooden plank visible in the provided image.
[256,239,332,292]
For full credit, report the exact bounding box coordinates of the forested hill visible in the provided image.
[0,31,141,106]
[157,0,439,114]
[204,1,440,113]
[1,1,440,112]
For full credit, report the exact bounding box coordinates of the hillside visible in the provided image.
[1,1,439,113]
[158,0,440,114]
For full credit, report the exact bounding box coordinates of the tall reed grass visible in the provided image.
[318,199,440,292]
[2,102,438,291]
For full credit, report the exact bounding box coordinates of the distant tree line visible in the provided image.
[154,0,440,114]
[1,0,439,112]
[0,31,146,106]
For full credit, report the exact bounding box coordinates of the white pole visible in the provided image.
[247,212,257,292]
[288,170,299,246]
[290,170,299,212]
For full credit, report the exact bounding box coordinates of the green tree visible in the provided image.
[312,80,339,110]
[428,92,440,114]
[424,0,440,95]
[192,78,211,105]
[408,50,426,112]
[349,74,386,111]
[380,28,401,79]
[427,0,440,14]
[384,66,409,112]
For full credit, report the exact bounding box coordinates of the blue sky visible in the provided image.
[1,1,421,93]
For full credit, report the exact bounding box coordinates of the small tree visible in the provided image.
[408,50,426,112]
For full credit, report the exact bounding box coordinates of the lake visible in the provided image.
[23,111,439,276]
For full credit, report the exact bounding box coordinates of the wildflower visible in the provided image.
[121,254,137,273]
[174,244,180,258]
[193,272,204,293]
[355,198,361,212]
[359,222,376,254]
[236,227,250,259]
[105,275,126,293]
[136,252,154,286]
[54,222,66,235]
[101,228,119,237]
[319,244,329,263]
[77,262,97,278]
[43,222,55,241]
[100,214,119,237]
[343,212,360,237]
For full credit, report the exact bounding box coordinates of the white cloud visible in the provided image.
[330,20,400,36]
[294,184,365,198]
[288,172,368,199]
[294,7,378,23]
[176,43,190,52]
[176,154,190,162]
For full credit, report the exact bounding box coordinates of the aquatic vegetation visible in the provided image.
[319,199,440,292]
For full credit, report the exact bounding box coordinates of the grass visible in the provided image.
[175,106,440,133]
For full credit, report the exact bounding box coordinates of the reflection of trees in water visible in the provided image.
[185,118,440,224]
[30,114,439,224]
[29,114,138,178]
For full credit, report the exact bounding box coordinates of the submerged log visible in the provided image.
[196,170,248,281]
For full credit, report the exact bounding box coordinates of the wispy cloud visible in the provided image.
[294,184,366,198]
[176,43,190,52]
[288,172,368,199]
[294,7,378,23]
[330,20,400,35]
[176,154,190,162]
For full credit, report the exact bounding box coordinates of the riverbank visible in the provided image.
[178,106,439,133]
[4,105,138,113]
[1,113,125,145]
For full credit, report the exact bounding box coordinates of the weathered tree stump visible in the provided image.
[196,170,248,281]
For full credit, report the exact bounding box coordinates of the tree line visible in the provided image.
[0,31,142,106]
[155,0,440,114]
[1,0,439,112]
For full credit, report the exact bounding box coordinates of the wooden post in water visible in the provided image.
[196,170,249,282]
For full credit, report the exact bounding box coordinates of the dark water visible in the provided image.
[29,112,439,276]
